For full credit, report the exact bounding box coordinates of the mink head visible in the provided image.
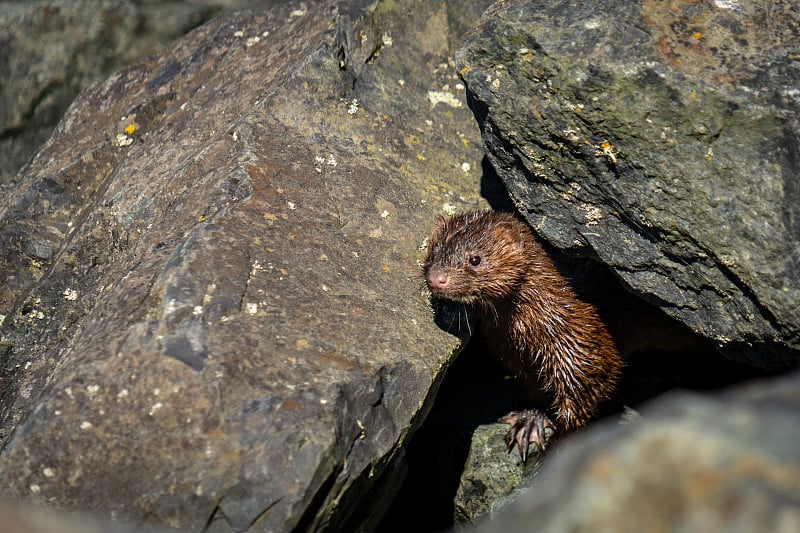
[422,210,532,306]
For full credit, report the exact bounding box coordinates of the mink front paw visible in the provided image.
[499,409,555,463]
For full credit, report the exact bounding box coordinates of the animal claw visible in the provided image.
[500,409,555,463]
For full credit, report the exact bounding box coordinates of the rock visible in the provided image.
[0,0,267,190]
[0,0,491,530]
[470,371,800,533]
[0,502,168,533]
[378,342,542,531]
[456,0,800,369]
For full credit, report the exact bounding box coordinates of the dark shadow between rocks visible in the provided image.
[479,156,515,213]
[376,337,527,533]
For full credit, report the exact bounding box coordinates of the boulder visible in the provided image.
[472,371,800,533]
[456,0,800,369]
[0,0,491,530]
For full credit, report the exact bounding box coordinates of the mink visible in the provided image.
[422,210,623,461]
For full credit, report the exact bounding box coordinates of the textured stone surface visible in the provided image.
[456,0,800,368]
[0,0,490,530]
[0,0,265,189]
[473,371,800,533]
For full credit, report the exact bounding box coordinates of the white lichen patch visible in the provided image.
[347,98,360,114]
[113,133,134,147]
[560,182,582,200]
[461,162,471,173]
[484,73,502,91]
[203,283,217,305]
[427,89,462,109]
[314,154,336,173]
[381,33,393,46]
[86,384,100,396]
[193,305,203,316]
[165,298,178,315]
[580,203,603,225]
[714,0,740,10]
[561,127,583,143]
[246,30,269,47]
[80,421,92,430]
[245,302,258,315]
[117,389,129,399]
[63,288,78,301]
[149,402,163,416]
[42,467,55,478]
[290,8,306,17]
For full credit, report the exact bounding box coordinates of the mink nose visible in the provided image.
[427,271,449,290]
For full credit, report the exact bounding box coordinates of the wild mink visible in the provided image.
[422,210,623,462]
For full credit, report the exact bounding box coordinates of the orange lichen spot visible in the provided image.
[693,32,702,39]
[124,123,136,135]
[382,265,391,272]
[690,92,697,99]
[598,140,617,164]
[416,154,426,161]
[197,215,205,222]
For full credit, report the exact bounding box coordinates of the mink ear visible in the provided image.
[432,214,446,231]
[494,221,527,250]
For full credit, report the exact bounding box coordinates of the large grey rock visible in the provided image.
[471,371,800,533]
[456,0,800,369]
[0,0,491,530]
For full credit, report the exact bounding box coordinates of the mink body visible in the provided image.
[422,210,623,460]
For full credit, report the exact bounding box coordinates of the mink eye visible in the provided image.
[468,254,482,267]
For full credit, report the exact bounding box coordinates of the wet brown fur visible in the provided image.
[422,210,623,435]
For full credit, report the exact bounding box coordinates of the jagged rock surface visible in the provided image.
[456,0,800,369]
[0,0,491,530]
